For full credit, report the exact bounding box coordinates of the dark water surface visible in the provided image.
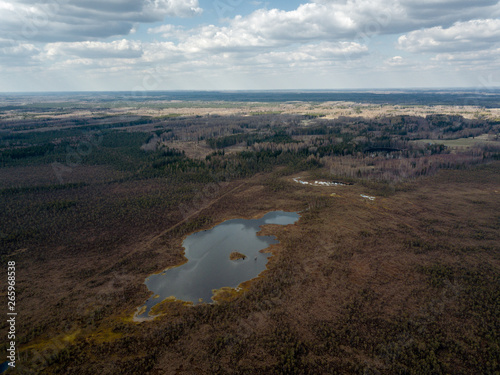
[137,211,300,318]
[0,361,10,374]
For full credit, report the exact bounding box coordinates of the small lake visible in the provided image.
[136,211,300,318]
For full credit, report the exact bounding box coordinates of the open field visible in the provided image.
[0,94,499,374]
[412,133,500,150]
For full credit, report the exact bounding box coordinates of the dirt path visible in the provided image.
[145,180,247,246]
[84,180,248,282]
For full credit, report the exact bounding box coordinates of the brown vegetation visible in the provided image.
[229,252,247,261]
[2,162,498,374]
[0,99,499,374]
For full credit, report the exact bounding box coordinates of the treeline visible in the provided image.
[206,131,296,149]
[0,114,159,132]
[307,114,499,140]
[1,143,57,160]
[141,146,319,182]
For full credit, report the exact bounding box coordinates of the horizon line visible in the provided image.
[1,87,500,95]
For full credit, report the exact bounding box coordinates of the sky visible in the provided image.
[0,0,499,92]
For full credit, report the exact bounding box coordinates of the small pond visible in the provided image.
[136,211,300,318]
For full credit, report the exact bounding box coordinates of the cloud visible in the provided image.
[252,42,368,65]
[148,24,186,40]
[386,56,404,66]
[42,40,144,59]
[6,0,494,77]
[218,0,500,44]
[144,2,394,56]
[163,0,203,17]
[0,0,202,42]
[212,1,397,45]
[1,0,500,91]
[431,48,500,68]
[2,0,498,45]
[0,38,16,49]
[148,0,500,57]
[0,38,40,65]
[0,43,39,58]
[397,19,500,53]
[397,0,497,12]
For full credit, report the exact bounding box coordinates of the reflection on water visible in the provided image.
[137,211,300,318]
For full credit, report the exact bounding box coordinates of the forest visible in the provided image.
[0,96,499,374]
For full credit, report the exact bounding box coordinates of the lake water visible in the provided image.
[0,361,9,374]
[136,211,300,318]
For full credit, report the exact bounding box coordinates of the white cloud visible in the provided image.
[1,0,500,90]
[0,0,202,42]
[0,38,40,65]
[386,56,404,66]
[431,48,500,69]
[253,42,368,65]
[0,43,39,57]
[203,0,500,46]
[42,40,144,59]
[397,19,500,52]
[200,1,400,48]
[148,24,186,39]
[167,0,203,17]
[144,2,396,56]
[147,0,500,57]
